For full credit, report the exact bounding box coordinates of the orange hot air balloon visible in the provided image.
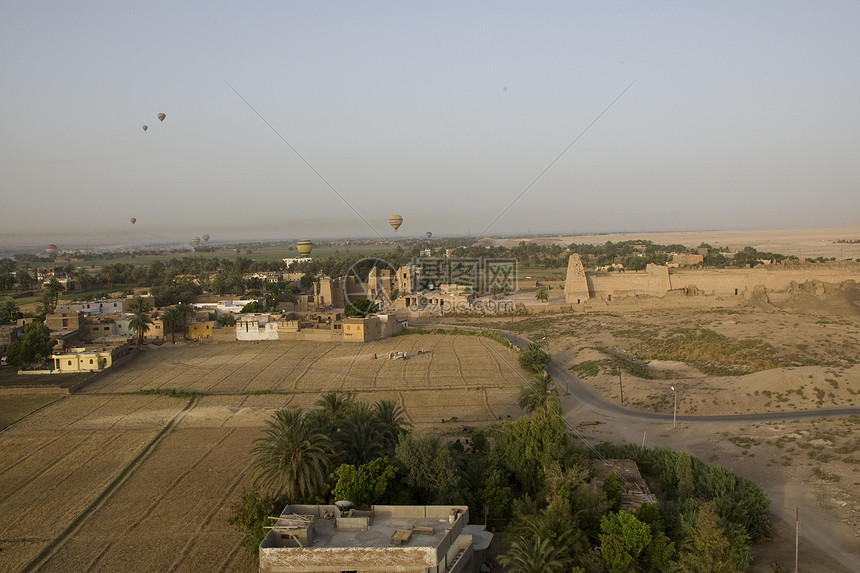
[130,217,136,225]
[389,214,403,231]
[157,113,166,122]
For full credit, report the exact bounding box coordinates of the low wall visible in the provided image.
[576,260,860,301]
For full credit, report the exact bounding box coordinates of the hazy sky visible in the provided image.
[2,1,859,246]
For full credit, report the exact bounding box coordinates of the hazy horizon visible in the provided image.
[3,2,859,246]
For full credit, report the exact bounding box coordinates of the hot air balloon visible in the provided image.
[191,236,201,247]
[157,113,166,122]
[389,214,403,231]
[142,125,148,132]
[45,244,58,254]
[297,239,314,257]
[202,234,210,242]
[130,217,136,225]
[426,231,432,239]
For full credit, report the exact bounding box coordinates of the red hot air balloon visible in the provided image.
[45,244,58,254]
[130,218,137,225]
[157,113,166,122]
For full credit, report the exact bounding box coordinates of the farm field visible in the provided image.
[0,334,524,573]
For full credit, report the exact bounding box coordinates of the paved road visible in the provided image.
[497,331,860,422]
[417,323,860,422]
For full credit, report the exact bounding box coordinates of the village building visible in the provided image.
[0,323,25,356]
[259,504,491,573]
[186,321,216,340]
[50,344,131,373]
[56,298,126,315]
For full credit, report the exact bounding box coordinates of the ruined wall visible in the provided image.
[669,265,860,296]
[569,260,860,300]
[586,264,671,300]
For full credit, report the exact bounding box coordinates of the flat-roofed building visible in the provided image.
[259,504,487,573]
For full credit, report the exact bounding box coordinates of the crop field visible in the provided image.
[0,334,524,572]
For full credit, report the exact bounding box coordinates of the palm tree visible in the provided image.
[339,403,387,466]
[315,390,356,428]
[252,409,335,501]
[1,300,22,323]
[498,535,571,573]
[161,307,182,344]
[17,266,32,292]
[535,288,549,303]
[177,302,197,332]
[373,399,410,453]
[44,277,65,308]
[127,296,153,346]
[518,374,558,413]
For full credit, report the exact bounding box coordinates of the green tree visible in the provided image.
[518,373,557,413]
[0,300,22,323]
[602,472,624,512]
[535,288,549,303]
[673,501,749,573]
[39,291,55,315]
[479,471,514,522]
[228,487,287,555]
[599,511,652,573]
[252,409,335,501]
[676,451,695,501]
[240,300,263,313]
[332,457,398,508]
[127,296,153,346]
[6,321,56,368]
[161,307,182,344]
[498,394,568,493]
[344,298,378,317]
[372,399,411,454]
[498,535,572,573]
[43,277,65,308]
[518,342,550,374]
[17,266,32,291]
[394,434,461,504]
[338,402,387,466]
[218,313,236,327]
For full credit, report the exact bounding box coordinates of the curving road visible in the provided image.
[497,331,860,422]
[415,322,860,572]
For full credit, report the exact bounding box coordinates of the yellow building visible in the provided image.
[51,345,129,372]
[186,321,216,340]
[143,318,165,342]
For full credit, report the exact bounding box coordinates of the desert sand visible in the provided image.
[479,226,860,259]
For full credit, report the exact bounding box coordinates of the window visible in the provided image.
[89,359,94,364]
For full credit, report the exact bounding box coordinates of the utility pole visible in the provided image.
[619,368,624,405]
[794,507,800,572]
[671,386,677,429]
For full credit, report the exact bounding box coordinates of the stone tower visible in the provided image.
[564,254,590,304]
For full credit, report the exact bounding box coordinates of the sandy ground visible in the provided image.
[453,299,860,573]
[478,226,860,259]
